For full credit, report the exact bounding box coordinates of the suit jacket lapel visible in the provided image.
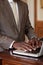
[4,0,19,33]
[18,1,25,33]
[17,1,24,32]
[4,0,24,33]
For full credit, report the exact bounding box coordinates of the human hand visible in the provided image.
[12,42,34,52]
[28,38,42,51]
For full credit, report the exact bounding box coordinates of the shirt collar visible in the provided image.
[8,0,13,3]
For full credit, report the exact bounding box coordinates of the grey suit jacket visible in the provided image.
[0,0,36,51]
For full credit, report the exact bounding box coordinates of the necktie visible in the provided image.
[10,2,20,32]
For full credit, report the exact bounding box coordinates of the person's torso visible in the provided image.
[0,0,27,42]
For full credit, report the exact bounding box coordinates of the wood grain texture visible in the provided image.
[35,0,43,38]
[0,51,43,65]
[40,0,43,8]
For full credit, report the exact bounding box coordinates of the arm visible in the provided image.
[25,4,37,39]
[0,34,14,50]
[24,4,42,49]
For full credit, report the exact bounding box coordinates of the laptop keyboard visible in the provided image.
[26,47,41,54]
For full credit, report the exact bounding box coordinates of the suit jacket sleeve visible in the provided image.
[25,4,37,39]
[0,34,14,51]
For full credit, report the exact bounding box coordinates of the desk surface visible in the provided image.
[0,51,43,65]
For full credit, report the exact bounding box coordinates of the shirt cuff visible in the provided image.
[9,41,15,48]
[31,36,37,39]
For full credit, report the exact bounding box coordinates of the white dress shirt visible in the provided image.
[8,0,19,28]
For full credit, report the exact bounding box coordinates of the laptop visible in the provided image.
[10,38,43,57]
[10,41,43,57]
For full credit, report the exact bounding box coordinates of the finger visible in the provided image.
[35,39,42,48]
[25,42,37,51]
[19,47,27,52]
[35,40,39,48]
[29,39,36,47]
[21,42,36,51]
[28,40,36,50]
[22,45,32,51]
[30,38,39,49]
[38,41,42,48]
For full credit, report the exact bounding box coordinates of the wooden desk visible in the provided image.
[0,58,2,65]
[0,51,43,65]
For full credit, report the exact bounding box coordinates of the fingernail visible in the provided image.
[37,46,39,48]
[33,48,36,50]
[24,50,27,52]
[29,49,32,51]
